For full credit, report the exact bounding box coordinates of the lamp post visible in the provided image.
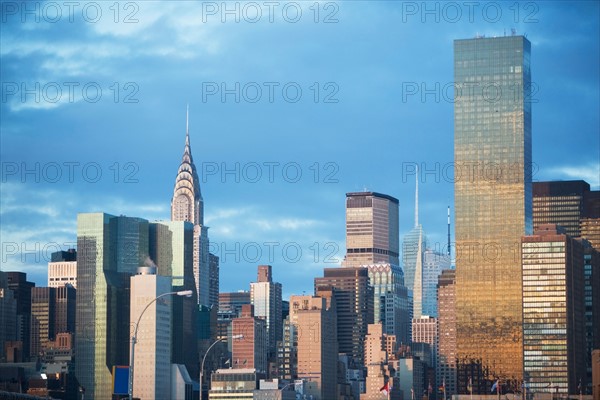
[128,290,193,400]
[200,334,243,400]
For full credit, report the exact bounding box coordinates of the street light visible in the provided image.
[200,334,244,400]
[128,289,193,400]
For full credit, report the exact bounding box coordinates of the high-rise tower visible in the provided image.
[171,107,211,306]
[345,192,400,267]
[403,174,427,318]
[454,35,532,387]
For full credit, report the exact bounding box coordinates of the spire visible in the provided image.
[414,165,419,228]
[185,103,189,146]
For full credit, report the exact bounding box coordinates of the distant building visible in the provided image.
[362,323,396,400]
[209,253,220,309]
[0,271,17,362]
[437,269,457,396]
[522,224,587,393]
[171,108,210,306]
[30,287,56,358]
[533,180,590,237]
[250,265,283,358]
[365,263,411,345]
[48,249,77,288]
[208,368,257,399]
[275,316,297,380]
[219,291,251,317]
[422,249,450,318]
[290,295,338,400]
[412,315,437,370]
[345,192,400,267]
[315,267,374,367]
[403,175,427,319]
[6,272,35,361]
[130,266,172,400]
[232,304,267,373]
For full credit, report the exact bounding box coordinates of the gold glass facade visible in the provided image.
[454,35,532,388]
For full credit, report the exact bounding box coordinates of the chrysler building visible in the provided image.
[171,107,211,305]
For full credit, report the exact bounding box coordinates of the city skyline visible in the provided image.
[2,1,599,300]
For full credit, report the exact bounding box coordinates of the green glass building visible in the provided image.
[75,213,149,399]
[454,35,532,390]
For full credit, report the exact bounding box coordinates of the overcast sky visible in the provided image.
[1,1,598,298]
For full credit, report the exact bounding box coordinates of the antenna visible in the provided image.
[186,104,190,145]
[414,166,419,228]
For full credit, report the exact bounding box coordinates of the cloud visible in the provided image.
[543,163,600,189]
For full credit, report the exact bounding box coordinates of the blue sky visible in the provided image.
[1,1,599,298]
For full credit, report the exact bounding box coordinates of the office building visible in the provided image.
[171,108,211,306]
[365,263,411,345]
[6,272,35,361]
[275,316,297,380]
[48,249,77,288]
[208,368,259,399]
[454,35,532,386]
[422,249,451,318]
[289,295,337,400]
[403,174,427,319]
[345,192,400,267]
[130,266,172,400]
[0,271,17,362]
[533,180,590,237]
[219,291,251,317]
[362,323,395,400]
[209,253,220,309]
[75,213,149,399]
[314,267,374,367]
[412,315,438,376]
[232,304,267,373]
[250,265,283,357]
[437,269,457,397]
[149,220,199,378]
[30,287,56,358]
[522,224,586,393]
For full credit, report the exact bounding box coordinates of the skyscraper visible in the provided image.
[75,213,149,399]
[30,287,55,358]
[532,180,600,392]
[6,272,34,362]
[130,266,172,400]
[0,271,17,362]
[171,107,211,306]
[48,249,77,288]
[148,220,198,378]
[411,315,438,373]
[314,267,374,366]
[365,263,411,345]
[289,295,338,400]
[437,269,457,397]
[250,265,283,358]
[522,224,586,393]
[533,180,590,237]
[402,176,427,319]
[454,35,532,386]
[422,249,450,318]
[231,304,267,373]
[345,192,400,267]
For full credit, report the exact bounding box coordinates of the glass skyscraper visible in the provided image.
[75,213,149,400]
[454,35,532,388]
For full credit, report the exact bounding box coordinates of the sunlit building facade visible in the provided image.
[522,224,586,393]
[345,192,400,267]
[454,35,532,387]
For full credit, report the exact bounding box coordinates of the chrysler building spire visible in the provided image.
[171,107,203,225]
